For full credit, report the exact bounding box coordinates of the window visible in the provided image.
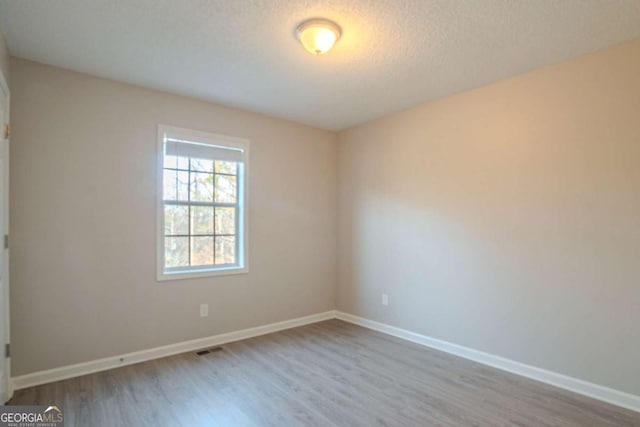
[157,125,249,280]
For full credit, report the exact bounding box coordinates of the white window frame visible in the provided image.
[156,125,249,281]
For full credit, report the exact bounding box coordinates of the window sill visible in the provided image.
[157,266,248,282]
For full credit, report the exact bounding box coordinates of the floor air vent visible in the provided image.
[195,347,223,356]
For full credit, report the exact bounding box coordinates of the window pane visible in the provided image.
[190,172,214,202]
[165,237,188,268]
[215,160,237,175]
[164,205,189,235]
[163,170,177,201]
[191,236,214,266]
[161,133,246,276]
[191,206,214,235]
[215,236,235,265]
[177,156,189,170]
[164,154,177,169]
[215,174,237,203]
[177,171,190,201]
[191,158,214,173]
[215,207,235,235]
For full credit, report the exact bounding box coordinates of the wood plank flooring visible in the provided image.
[10,319,640,426]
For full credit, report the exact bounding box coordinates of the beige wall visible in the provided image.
[337,39,640,395]
[10,58,337,375]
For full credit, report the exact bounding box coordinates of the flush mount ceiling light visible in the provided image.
[296,18,342,55]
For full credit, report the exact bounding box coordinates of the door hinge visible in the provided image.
[5,343,9,358]
[3,124,9,140]
[3,235,7,250]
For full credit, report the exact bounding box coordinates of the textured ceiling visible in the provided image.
[1,1,640,130]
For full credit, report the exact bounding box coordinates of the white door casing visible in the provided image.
[0,69,10,403]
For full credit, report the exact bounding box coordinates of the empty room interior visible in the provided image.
[0,1,639,426]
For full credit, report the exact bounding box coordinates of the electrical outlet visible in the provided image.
[382,294,389,306]
[200,304,209,317]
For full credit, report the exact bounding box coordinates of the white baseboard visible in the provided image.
[335,311,640,413]
[11,310,336,391]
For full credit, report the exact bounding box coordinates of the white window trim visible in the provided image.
[156,124,250,281]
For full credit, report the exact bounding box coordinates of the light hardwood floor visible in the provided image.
[10,320,640,426]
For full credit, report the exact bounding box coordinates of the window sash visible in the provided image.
[163,199,240,269]
[163,198,240,269]
[163,200,237,208]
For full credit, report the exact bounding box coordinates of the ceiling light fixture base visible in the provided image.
[295,18,342,55]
